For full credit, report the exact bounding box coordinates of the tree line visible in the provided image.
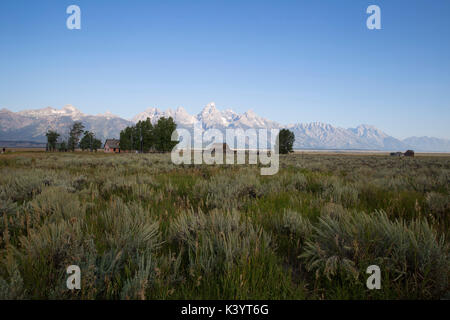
[45,119,292,154]
[45,121,102,152]
[120,117,178,152]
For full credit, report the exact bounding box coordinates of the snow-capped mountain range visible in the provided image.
[132,102,279,130]
[1,102,449,152]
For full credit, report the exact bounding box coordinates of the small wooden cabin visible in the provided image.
[104,139,120,153]
[404,150,415,157]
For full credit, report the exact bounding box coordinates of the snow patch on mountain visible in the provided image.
[0,102,448,152]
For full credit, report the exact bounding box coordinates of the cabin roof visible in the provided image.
[104,139,120,148]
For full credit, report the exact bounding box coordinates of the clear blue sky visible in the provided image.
[0,0,449,139]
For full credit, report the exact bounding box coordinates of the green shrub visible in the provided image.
[301,210,449,298]
[168,209,302,299]
[96,198,160,254]
[274,210,313,242]
[426,192,449,219]
[170,209,271,274]
[26,186,86,224]
[0,152,448,299]
[0,259,25,299]
[16,220,97,299]
[120,253,155,300]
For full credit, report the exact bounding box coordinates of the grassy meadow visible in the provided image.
[0,151,448,299]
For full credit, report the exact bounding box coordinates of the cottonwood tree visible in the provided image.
[276,129,295,154]
[136,118,155,152]
[45,130,60,151]
[119,126,134,151]
[68,122,85,151]
[120,118,154,152]
[80,131,102,152]
[119,116,178,153]
[154,117,178,152]
[59,141,68,152]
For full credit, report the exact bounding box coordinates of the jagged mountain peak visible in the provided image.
[295,122,337,131]
[96,110,118,119]
[1,104,132,142]
[350,124,388,139]
[224,108,237,114]
[203,102,217,111]
[199,102,220,116]
[133,105,198,126]
[132,107,162,122]
[356,124,377,129]
[223,109,239,122]
[233,109,275,129]
[174,106,192,117]
[17,105,83,118]
[353,124,382,132]
[196,102,230,128]
[243,109,257,117]
[62,104,80,112]
[1,102,449,151]
[143,107,162,114]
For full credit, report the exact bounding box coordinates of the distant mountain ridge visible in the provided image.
[0,106,133,143]
[1,103,449,152]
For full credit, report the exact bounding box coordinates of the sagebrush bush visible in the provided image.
[301,210,449,298]
[426,192,449,219]
[320,202,347,218]
[170,209,272,274]
[0,198,20,240]
[120,253,155,300]
[274,210,313,242]
[26,186,86,223]
[0,170,46,202]
[0,259,25,299]
[169,209,301,298]
[193,172,263,209]
[16,220,97,299]
[96,198,160,254]
[0,152,448,299]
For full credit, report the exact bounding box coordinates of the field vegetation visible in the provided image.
[0,151,448,299]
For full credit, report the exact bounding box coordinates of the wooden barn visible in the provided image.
[404,150,415,157]
[104,139,120,153]
[206,143,233,154]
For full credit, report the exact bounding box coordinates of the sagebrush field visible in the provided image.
[0,152,448,299]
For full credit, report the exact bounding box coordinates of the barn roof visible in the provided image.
[104,139,120,148]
